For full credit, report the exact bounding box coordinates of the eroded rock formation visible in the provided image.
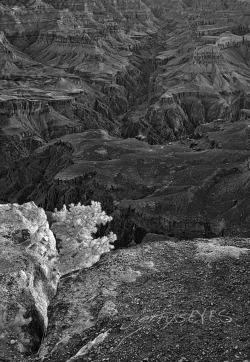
[1,0,250,242]
[1,125,250,247]
[0,202,59,359]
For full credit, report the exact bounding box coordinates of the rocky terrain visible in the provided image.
[1,0,250,360]
[0,202,59,359]
[1,0,250,244]
[1,203,250,361]
[32,235,250,362]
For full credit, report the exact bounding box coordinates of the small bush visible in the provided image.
[51,201,116,274]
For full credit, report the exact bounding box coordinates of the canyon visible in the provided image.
[1,0,250,245]
[1,0,250,361]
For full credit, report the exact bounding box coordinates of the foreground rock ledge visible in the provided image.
[37,236,250,362]
[0,202,59,359]
[1,203,250,362]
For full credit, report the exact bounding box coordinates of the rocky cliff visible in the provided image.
[1,0,250,242]
[0,202,59,359]
[2,203,250,361]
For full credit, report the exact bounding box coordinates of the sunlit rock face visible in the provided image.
[0,202,59,359]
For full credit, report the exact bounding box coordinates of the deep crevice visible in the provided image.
[22,305,45,355]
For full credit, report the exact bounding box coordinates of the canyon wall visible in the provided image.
[1,0,250,244]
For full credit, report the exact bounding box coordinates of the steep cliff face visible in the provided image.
[0,202,59,359]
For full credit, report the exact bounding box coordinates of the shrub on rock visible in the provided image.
[51,201,116,275]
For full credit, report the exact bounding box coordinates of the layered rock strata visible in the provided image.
[1,0,250,242]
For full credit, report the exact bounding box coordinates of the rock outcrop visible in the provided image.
[3,206,250,361]
[0,202,59,359]
[36,237,250,361]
